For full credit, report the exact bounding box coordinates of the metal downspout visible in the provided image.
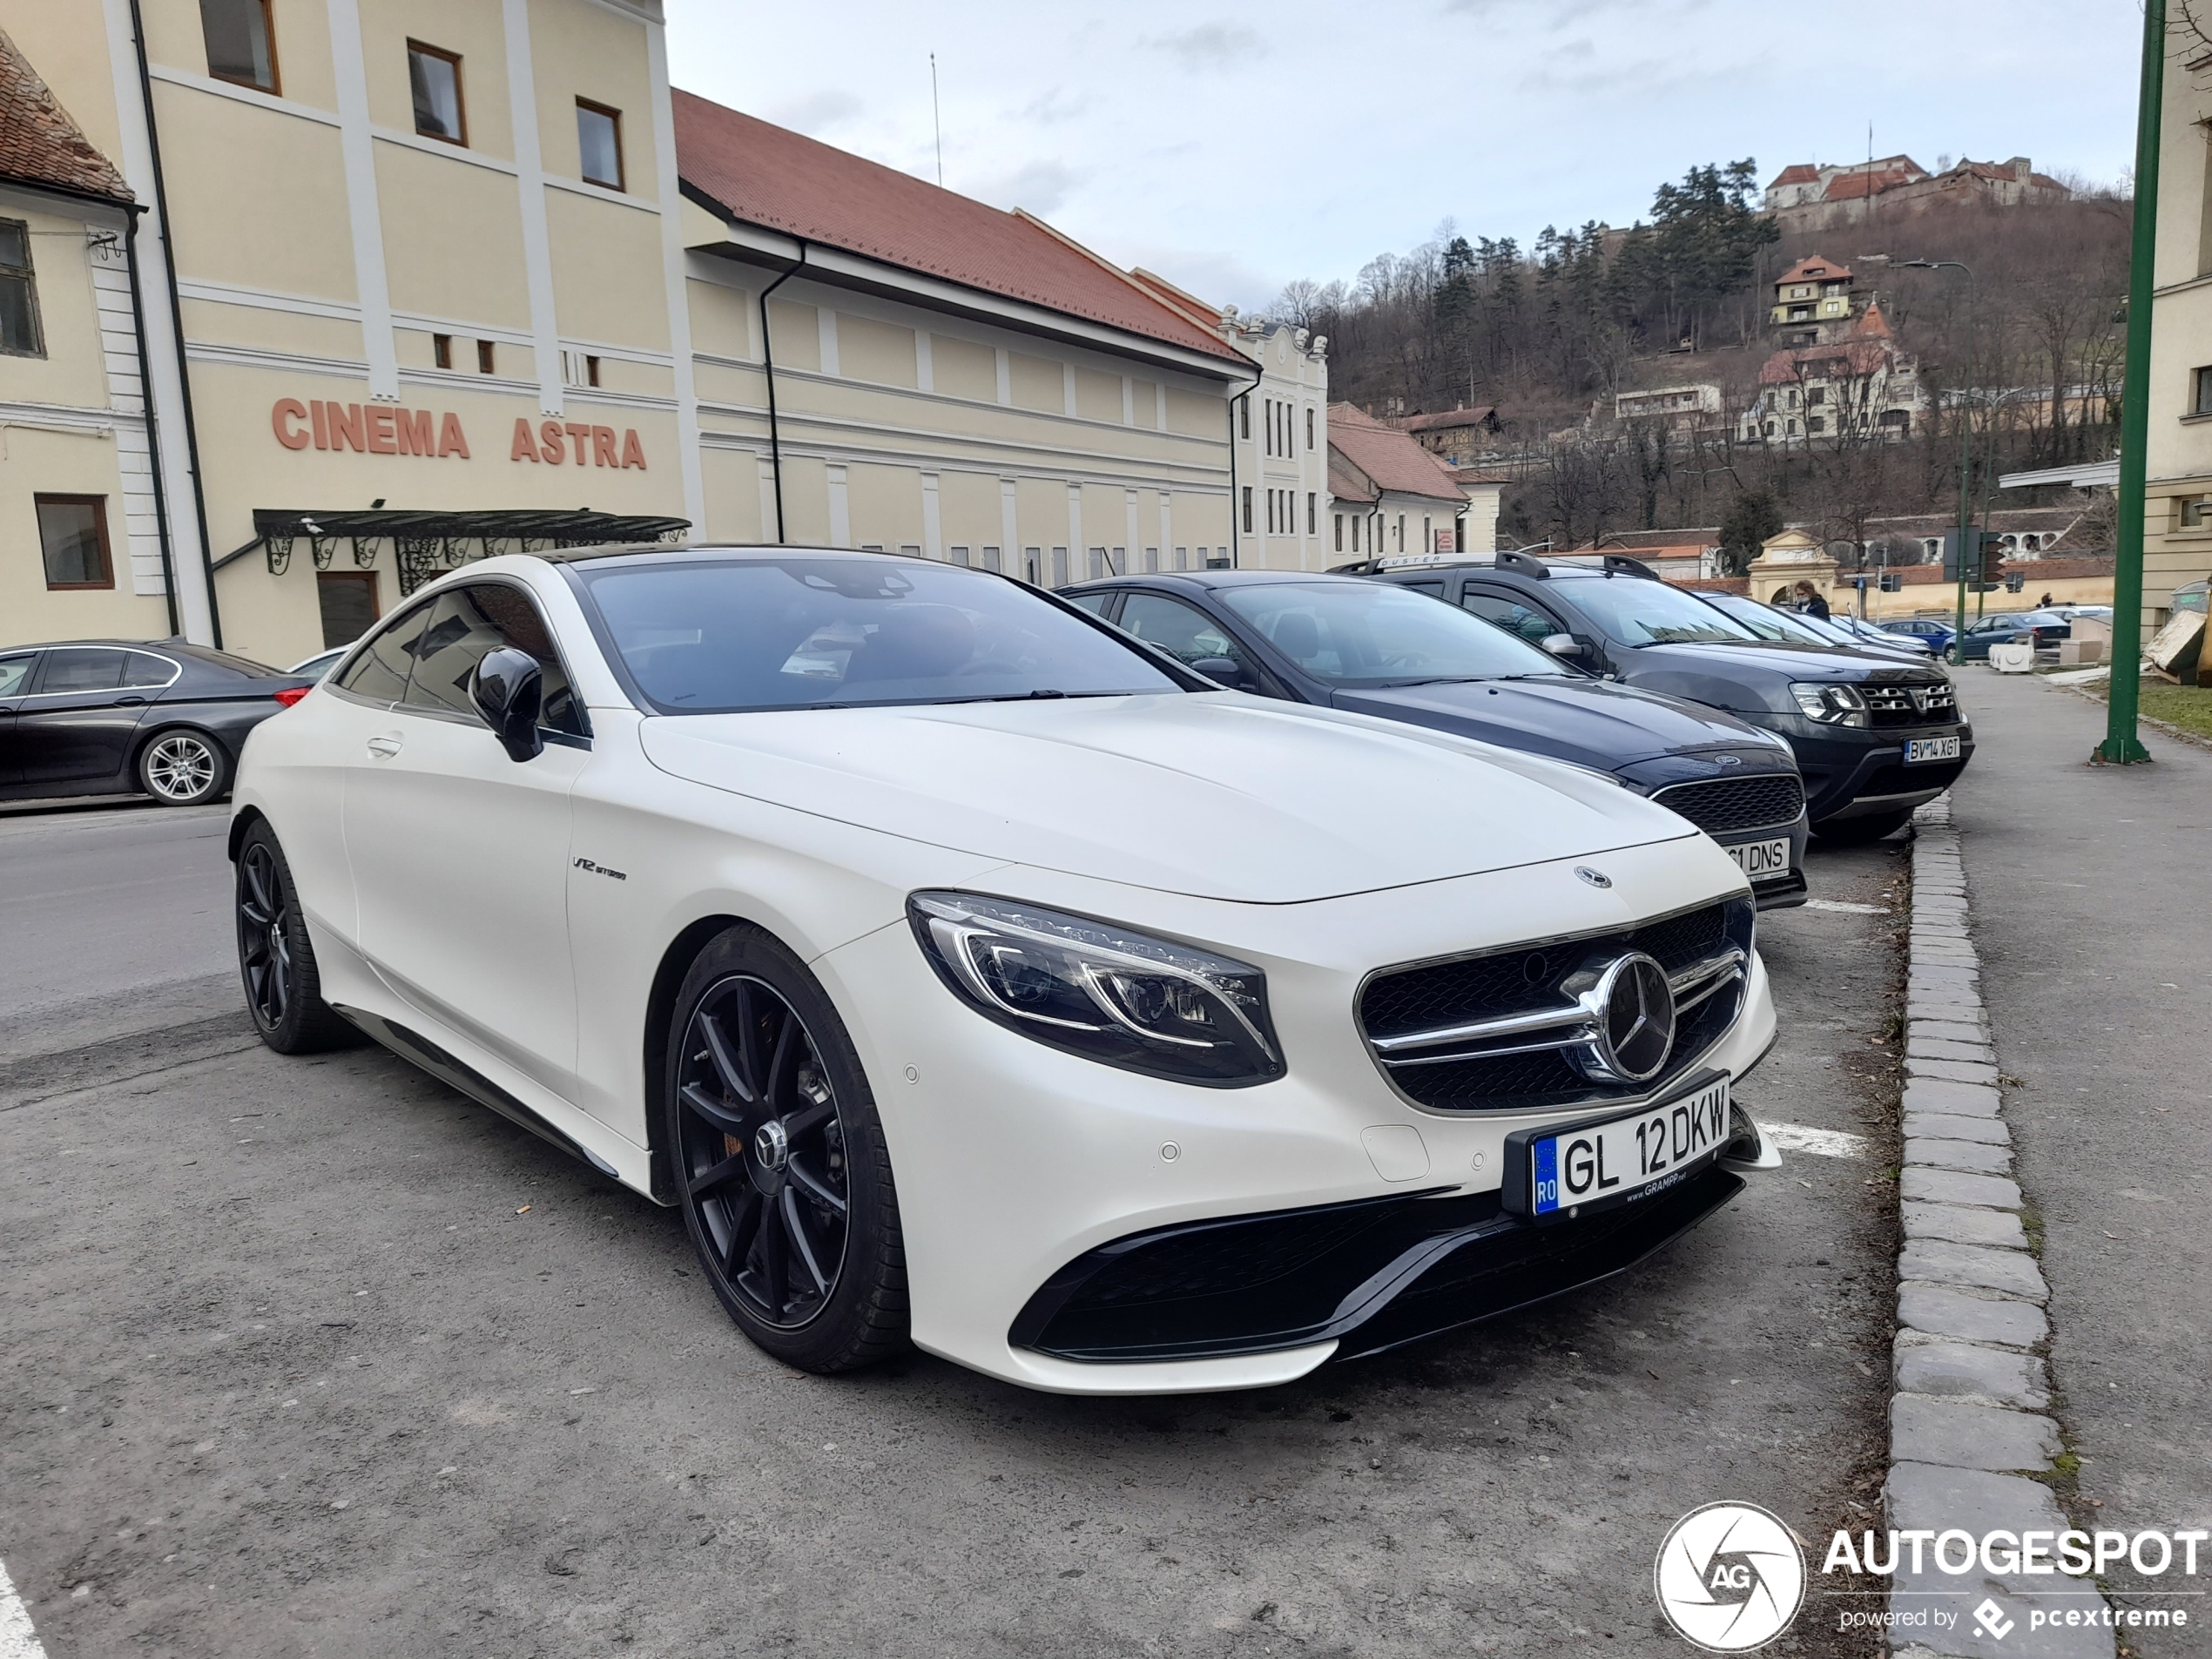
[756,241,807,543]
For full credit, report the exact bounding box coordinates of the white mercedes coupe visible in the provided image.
[231,546,1780,1395]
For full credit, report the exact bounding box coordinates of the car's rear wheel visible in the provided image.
[1811,808,1915,845]
[666,926,908,1372]
[235,822,359,1053]
[138,728,230,806]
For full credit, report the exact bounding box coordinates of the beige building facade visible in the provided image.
[1,0,1252,666]
[2141,21,2212,629]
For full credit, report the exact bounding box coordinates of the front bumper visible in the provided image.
[1742,714,1974,826]
[815,840,1777,1394]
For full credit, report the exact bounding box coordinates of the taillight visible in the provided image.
[273,686,311,708]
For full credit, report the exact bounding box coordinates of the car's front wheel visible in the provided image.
[666,925,908,1373]
[235,822,359,1053]
[138,727,230,806]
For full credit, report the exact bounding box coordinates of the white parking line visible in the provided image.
[1762,1122,1870,1159]
[0,1562,49,1659]
[1803,900,1891,915]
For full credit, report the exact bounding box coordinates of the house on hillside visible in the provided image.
[1738,302,1927,445]
[1393,405,1504,467]
[1768,256,1859,345]
[1327,405,1494,559]
[1614,384,1723,430]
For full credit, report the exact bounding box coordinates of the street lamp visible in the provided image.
[1864,254,1978,664]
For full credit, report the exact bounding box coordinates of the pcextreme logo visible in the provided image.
[1654,1503,1806,1652]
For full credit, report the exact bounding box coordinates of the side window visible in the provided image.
[120,651,179,689]
[334,600,434,703]
[401,583,585,737]
[1460,589,1561,644]
[1064,592,1115,617]
[0,653,36,697]
[34,647,129,693]
[1400,580,1445,597]
[1117,593,1251,672]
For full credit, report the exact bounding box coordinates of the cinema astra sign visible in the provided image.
[269,397,649,469]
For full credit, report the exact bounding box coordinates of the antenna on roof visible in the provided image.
[930,54,943,188]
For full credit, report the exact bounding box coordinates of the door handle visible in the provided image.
[115,695,148,706]
[366,735,403,758]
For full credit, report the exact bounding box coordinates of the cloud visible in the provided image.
[1019,87,1095,126]
[965,158,1085,217]
[769,89,863,135]
[1144,23,1267,71]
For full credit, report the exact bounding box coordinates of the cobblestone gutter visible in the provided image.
[1886,799,2112,1659]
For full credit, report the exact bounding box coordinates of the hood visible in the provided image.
[1328,676,1774,770]
[1620,639,1941,715]
[638,693,1694,904]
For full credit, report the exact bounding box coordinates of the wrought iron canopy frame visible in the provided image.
[252,508,691,595]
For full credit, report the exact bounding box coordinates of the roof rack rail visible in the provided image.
[1494,548,1550,579]
[1601,553,1661,580]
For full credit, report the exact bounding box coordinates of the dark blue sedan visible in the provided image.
[1064,570,1811,908]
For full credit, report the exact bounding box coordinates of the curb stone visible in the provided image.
[1878,797,2112,1656]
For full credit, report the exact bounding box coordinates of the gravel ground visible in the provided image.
[1,806,1907,1658]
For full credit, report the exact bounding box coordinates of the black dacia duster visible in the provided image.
[1353,551,1972,843]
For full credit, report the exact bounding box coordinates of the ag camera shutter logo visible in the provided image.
[1655,1502,1806,1651]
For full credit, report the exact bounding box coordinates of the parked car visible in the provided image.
[289,646,350,681]
[1950,612,2047,662]
[1881,617,1956,655]
[1821,611,1937,657]
[0,639,314,806]
[1064,570,1811,907]
[1349,552,1973,843]
[1701,592,1934,661]
[232,545,1784,1393]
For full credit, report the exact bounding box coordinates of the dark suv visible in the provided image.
[1064,569,1810,907]
[1354,552,1972,842]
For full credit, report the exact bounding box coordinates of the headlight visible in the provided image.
[1790,681,1869,726]
[907,892,1285,1086]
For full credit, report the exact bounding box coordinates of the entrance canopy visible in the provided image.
[226,508,692,596]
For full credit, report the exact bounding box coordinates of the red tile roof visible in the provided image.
[1328,404,1467,503]
[0,28,131,205]
[1775,256,1851,287]
[671,91,1243,363]
[1768,164,1820,187]
[1820,166,1917,203]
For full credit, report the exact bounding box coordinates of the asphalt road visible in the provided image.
[0,801,1908,1658]
[1951,672,2212,1654]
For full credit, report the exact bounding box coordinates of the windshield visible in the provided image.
[577,556,1184,712]
[1706,593,1831,645]
[1561,575,1763,646]
[1217,581,1569,685]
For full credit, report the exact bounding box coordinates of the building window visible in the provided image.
[1174,546,1189,570]
[2178,495,2212,530]
[1808,416,1825,434]
[476,339,496,374]
[432,333,453,369]
[1143,547,1158,572]
[1238,396,1250,440]
[562,349,600,388]
[1807,386,1825,406]
[2193,366,2212,416]
[408,42,466,145]
[200,0,277,93]
[577,99,624,190]
[1241,487,1252,534]
[315,570,380,648]
[0,219,43,357]
[1051,547,1069,586]
[1396,514,1406,551]
[1333,513,1344,552]
[1305,406,1315,450]
[36,496,112,590]
[1307,492,1316,536]
[981,545,1001,572]
[948,546,971,566]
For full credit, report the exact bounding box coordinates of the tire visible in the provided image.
[1811,808,1915,846]
[138,727,231,806]
[235,821,360,1054]
[665,924,908,1373]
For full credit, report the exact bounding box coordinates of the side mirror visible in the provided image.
[1540,633,1585,659]
[1190,656,1247,689]
[469,647,544,763]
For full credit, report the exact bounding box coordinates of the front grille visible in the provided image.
[1358,898,1755,1114]
[1653,773,1804,834]
[1864,681,1956,726]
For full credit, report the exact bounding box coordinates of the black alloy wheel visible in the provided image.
[668,927,907,1372]
[233,822,358,1054]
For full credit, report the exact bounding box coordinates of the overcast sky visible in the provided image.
[664,0,2141,314]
